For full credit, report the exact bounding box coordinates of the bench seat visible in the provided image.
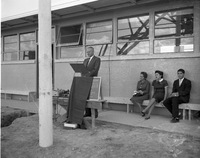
[1,90,36,102]
[103,97,164,113]
[179,103,200,120]
[103,96,200,120]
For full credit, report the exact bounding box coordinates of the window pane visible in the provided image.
[155,8,193,38]
[154,37,193,53]
[20,41,35,50]
[20,32,35,41]
[59,24,82,45]
[180,37,193,51]
[87,44,113,56]
[20,51,35,60]
[118,15,149,42]
[60,46,83,58]
[4,43,18,52]
[86,32,112,44]
[4,35,17,43]
[117,41,149,55]
[4,52,18,61]
[86,21,112,45]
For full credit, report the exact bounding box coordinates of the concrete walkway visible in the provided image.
[98,110,200,137]
[1,99,200,137]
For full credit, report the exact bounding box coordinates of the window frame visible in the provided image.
[19,32,36,61]
[153,7,194,54]
[3,34,19,61]
[56,24,84,59]
[117,14,150,55]
[57,24,83,47]
[85,19,113,57]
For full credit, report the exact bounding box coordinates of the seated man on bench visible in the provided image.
[163,69,191,123]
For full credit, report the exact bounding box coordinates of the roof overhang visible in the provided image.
[1,0,161,31]
[1,0,98,22]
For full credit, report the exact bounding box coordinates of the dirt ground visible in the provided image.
[1,107,200,158]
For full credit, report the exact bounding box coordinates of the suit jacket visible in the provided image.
[83,56,101,77]
[172,78,191,103]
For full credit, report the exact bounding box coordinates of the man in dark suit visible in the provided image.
[82,46,101,77]
[163,69,191,123]
[83,46,101,118]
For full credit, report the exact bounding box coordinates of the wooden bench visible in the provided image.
[103,96,200,120]
[86,99,106,128]
[1,90,36,102]
[179,103,200,120]
[103,97,163,114]
[53,96,106,129]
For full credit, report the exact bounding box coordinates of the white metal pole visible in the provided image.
[38,0,53,147]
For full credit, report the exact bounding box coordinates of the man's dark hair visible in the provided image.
[177,69,185,74]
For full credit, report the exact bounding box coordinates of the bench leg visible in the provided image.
[91,108,95,129]
[127,104,129,113]
[188,109,191,121]
[182,109,185,120]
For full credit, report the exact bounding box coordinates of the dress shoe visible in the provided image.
[145,116,150,120]
[141,111,145,117]
[170,117,179,123]
[83,113,91,117]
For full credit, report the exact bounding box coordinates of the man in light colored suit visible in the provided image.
[83,47,101,118]
[163,69,191,123]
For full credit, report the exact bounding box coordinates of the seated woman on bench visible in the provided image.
[141,70,168,120]
[130,72,150,113]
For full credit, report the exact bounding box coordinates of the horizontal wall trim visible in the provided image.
[55,52,200,63]
[2,53,199,65]
[1,60,35,65]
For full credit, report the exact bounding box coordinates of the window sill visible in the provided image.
[55,58,84,63]
[1,60,35,65]
[52,52,200,63]
[100,52,200,61]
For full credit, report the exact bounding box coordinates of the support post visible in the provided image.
[38,0,53,147]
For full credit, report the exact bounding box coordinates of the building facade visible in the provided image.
[1,0,200,106]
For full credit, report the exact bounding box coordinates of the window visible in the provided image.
[3,35,18,61]
[3,32,36,61]
[59,25,83,46]
[154,8,193,53]
[58,24,83,58]
[117,14,150,55]
[20,32,36,60]
[86,20,113,56]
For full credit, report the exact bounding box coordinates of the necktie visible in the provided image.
[87,57,92,67]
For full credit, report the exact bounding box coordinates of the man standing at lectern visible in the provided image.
[83,46,101,118]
